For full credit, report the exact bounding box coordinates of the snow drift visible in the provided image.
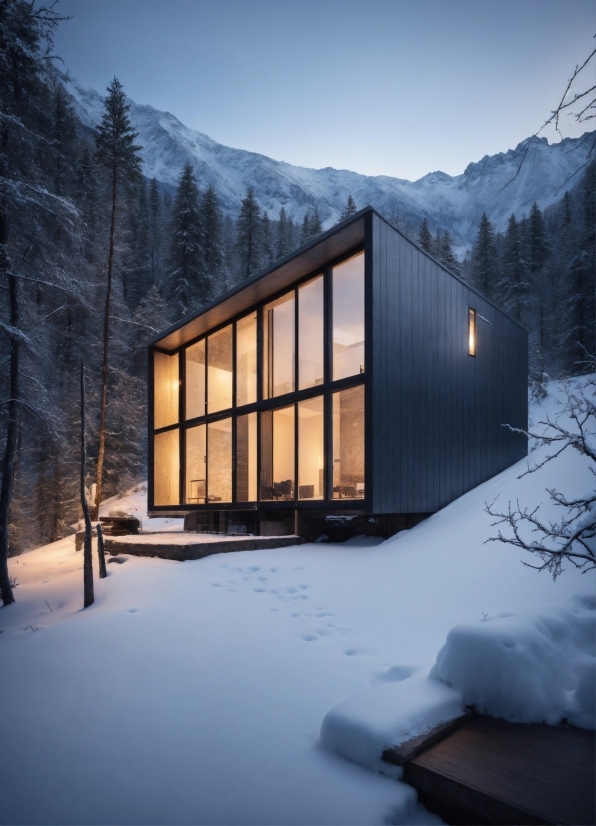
[431,592,596,729]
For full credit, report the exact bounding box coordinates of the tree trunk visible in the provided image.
[94,163,118,519]
[80,363,94,608]
[0,208,18,607]
[96,520,107,579]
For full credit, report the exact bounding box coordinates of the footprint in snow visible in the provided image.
[302,634,317,642]
[127,608,138,613]
[248,565,261,572]
[376,665,416,683]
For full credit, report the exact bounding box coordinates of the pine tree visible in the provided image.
[438,231,460,275]
[340,194,357,220]
[501,214,527,322]
[201,184,223,287]
[309,206,323,238]
[418,218,432,253]
[300,212,310,245]
[167,162,205,316]
[276,206,289,259]
[94,76,142,519]
[236,186,261,279]
[261,210,274,267]
[471,213,498,300]
[148,177,163,287]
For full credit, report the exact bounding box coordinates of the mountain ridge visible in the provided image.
[63,74,593,251]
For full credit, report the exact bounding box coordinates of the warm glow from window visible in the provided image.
[153,428,179,505]
[153,351,179,429]
[333,252,365,381]
[469,308,476,356]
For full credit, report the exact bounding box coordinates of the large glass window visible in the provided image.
[185,424,206,504]
[207,418,232,503]
[185,340,205,420]
[332,385,365,499]
[298,275,324,390]
[207,325,233,414]
[332,252,365,381]
[236,312,257,406]
[263,291,295,398]
[153,428,179,505]
[260,405,295,500]
[298,395,324,500]
[153,351,179,429]
[236,412,257,502]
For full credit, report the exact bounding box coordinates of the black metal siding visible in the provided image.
[370,213,527,515]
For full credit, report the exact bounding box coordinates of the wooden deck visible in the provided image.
[401,715,595,825]
[104,532,302,561]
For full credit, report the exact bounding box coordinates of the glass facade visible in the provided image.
[207,324,233,414]
[298,395,324,499]
[332,385,365,499]
[151,249,366,509]
[263,291,295,398]
[298,275,324,390]
[333,252,365,381]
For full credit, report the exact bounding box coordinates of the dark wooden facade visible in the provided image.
[148,207,527,533]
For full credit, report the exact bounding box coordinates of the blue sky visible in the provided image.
[53,0,594,180]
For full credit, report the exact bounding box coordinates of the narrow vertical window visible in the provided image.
[298,275,324,390]
[236,412,257,502]
[298,395,324,499]
[153,429,179,505]
[469,308,476,356]
[236,312,257,407]
[332,252,365,381]
[207,324,233,413]
[207,418,232,502]
[153,351,179,429]
[332,385,365,499]
[185,339,205,420]
[259,405,295,500]
[263,291,295,398]
[185,424,206,504]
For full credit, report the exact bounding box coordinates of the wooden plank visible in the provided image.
[382,712,474,766]
[404,716,595,826]
[105,535,303,561]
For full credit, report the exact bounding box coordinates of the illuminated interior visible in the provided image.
[263,291,295,398]
[207,418,232,502]
[298,395,324,499]
[298,275,324,390]
[153,428,179,505]
[185,424,206,504]
[260,406,295,501]
[185,339,205,420]
[332,252,365,381]
[207,325,233,413]
[154,351,179,428]
[332,385,365,498]
[236,312,257,406]
[469,308,476,356]
[236,412,257,501]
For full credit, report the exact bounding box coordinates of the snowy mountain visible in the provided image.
[64,75,593,250]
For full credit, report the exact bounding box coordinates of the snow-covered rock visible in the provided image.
[430,593,596,729]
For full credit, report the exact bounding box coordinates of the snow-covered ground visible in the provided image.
[1,380,594,825]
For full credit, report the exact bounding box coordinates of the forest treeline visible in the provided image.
[0,0,594,569]
[417,171,595,388]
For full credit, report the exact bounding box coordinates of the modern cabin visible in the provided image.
[148,207,528,539]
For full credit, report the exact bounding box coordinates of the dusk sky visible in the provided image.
[54,0,594,180]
